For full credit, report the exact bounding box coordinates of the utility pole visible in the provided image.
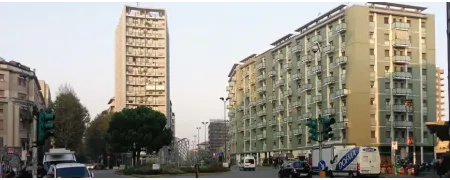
[220,97,230,162]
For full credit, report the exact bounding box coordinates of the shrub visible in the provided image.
[167,168,184,175]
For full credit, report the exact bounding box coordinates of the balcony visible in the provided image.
[387,121,413,128]
[275,79,285,88]
[257,110,266,117]
[237,105,244,111]
[228,111,235,117]
[311,95,322,104]
[323,45,335,54]
[299,84,313,93]
[257,122,265,128]
[333,89,349,99]
[238,127,244,132]
[274,54,285,62]
[292,101,303,108]
[268,96,277,102]
[250,124,257,129]
[392,22,410,30]
[283,62,292,72]
[274,105,285,113]
[243,114,250,120]
[342,106,347,114]
[310,35,323,45]
[323,76,336,86]
[322,108,336,116]
[256,63,266,70]
[283,117,293,124]
[282,90,293,98]
[268,120,278,126]
[335,56,348,66]
[335,23,347,33]
[292,129,302,136]
[291,45,303,53]
[268,70,277,77]
[249,101,256,107]
[257,133,267,140]
[392,88,412,96]
[392,71,412,80]
[392,56,412,64]
[300,55,313,64]
[310,66,322,75]
[274,131,286,138]
[392,39,410,48]
[291,73,302,81]
[257,86,266,94]
[258,74,266,82]
[257,98,266,106]
[392,105,411,113]
[300,112,312,120]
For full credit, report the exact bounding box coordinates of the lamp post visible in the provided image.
[201,122,208,158]
[196,127,201,161]
[311,42,322,165]
[220,97,230,162]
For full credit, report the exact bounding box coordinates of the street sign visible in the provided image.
[7,148,14,154]
[318,160,326,171]
[392,141,398,150]
[407,137,414,145]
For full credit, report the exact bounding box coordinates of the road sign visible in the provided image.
[407,137,414,145]
[318,160,326,171]
[7,148,14,154]
[392,141,398,150]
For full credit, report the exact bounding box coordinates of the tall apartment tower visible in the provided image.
[435,67,447,155]
[114,5,172,126]
[226,2,436,164]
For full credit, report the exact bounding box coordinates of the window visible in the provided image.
[0,90,4,97]
[384,33,389,41]
[18,93,26,100]
[421,22,426,28]
[407,52,411,57]
[370,98,375,105]
[18,77,26,86]
[422,53,427,59]
[385,50,390,57]
[370,49,374,55]
[407,20,411,24]
[371,131,376,138]
[0,74,4,82]
[370,65,375,72]
[384,17,389,24]
[0,119,3,130]
[369,15,374,22]
[423,115,428,122]
[0,104,3,114]
[385,82,390,89]
[422,69,427,75]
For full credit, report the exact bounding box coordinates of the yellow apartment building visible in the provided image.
[226,2,436,164]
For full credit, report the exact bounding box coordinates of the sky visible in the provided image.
[0,2,447,143]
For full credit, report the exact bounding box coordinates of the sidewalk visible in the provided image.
[381,172,438,178]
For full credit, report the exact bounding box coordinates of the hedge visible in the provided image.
[120,163,230,175]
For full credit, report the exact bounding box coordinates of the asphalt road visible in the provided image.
[92,167,438,178]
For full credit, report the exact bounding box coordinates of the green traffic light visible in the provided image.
[321,118,336,141]
[306,119,319,142]
[36,111,55,145]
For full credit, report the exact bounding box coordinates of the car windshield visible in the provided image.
[245,159,255,164]
[56,167,90,178]
[293,161,307,168]
[44,160,77,171]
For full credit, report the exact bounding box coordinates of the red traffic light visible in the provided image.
[407,137,414,145]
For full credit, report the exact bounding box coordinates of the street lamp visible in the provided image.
[201,122,209,158]
[220,97,230,162]
[196,127,201,161]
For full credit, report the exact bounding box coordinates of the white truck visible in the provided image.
[311,145,354,173]
[43,148,77,171]
[326,146,380,178]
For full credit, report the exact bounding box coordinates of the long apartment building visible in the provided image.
[0,58,47,149]
[435,67,447,155]
[114,5,172,122]
[226,2,436,164]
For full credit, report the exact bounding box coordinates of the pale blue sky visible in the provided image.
[0,2,447,143]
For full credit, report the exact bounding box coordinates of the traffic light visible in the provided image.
[37,109,55,145]
[321,117,336,141]
[306,119,318,142]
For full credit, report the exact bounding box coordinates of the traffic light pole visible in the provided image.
[318,116,322,169]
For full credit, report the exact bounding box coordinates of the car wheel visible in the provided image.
[328,171,334,178]
[349,172,355,178]
[278,172,283,178]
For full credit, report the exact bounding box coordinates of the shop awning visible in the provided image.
[426,121,450,141]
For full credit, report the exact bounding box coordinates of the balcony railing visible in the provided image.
[299,84,313,93]
[274,54,285,62]
[258,74,266,81]
[392,22,410,30]
[257,98,266,106]
[292,101,303,108]
[335,23,347,33]
[283,117,293,124]
[392,39,410,47]
[275,79,285,88]
[257,86,266,94]
[323,76,336,86]
[256,63,266,70]
[292,129,302,136]
[257,110,266,117]
[322,108,336,116]
[291,45,303,53]
[392,88,412,96]
[392,71,412,80]
[392,56,411,64]
[268,70,277,77]
[268,120,278,126]
[300,55,313,64]
[291,73,302,81]
[323,45,335,54]
[300,112,312,120]
[333,89,349,99]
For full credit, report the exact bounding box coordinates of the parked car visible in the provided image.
[278,161,312,178]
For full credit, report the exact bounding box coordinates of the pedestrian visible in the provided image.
[37,163,47,178]
[436,157,449,178]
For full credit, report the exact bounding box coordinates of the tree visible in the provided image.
[107,105,173,166]
[53,84,90,151]
[85,110,113,161]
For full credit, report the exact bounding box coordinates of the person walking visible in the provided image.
[436,157,449,178]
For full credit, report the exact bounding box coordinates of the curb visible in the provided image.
[127,171,232,178]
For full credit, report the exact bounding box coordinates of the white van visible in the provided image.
[43,149,77,171]
[238,156,256,171]
[327,146,380,178]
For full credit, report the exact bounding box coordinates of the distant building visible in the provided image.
[435,67,447,155]
[107,97,115,112]
[208,119,228,155]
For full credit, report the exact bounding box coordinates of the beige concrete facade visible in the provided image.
[115,5,171,118]
[435,67,447,154]
[38,80,51,107]
[0,59,46,149]
[226,3,437,163]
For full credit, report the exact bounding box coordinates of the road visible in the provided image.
[92,167,438,178]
